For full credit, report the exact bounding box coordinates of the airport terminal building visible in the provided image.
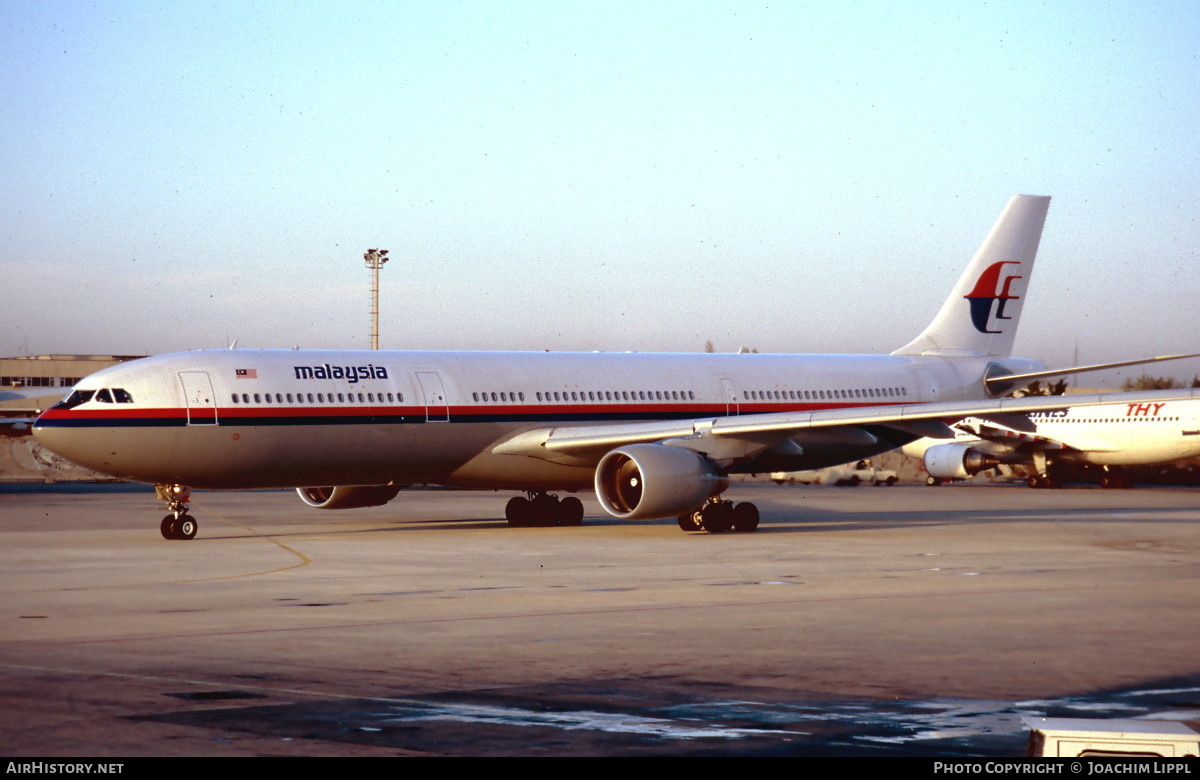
[1,354,142,391]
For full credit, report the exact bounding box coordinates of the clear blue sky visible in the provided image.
[3,0,1198,385]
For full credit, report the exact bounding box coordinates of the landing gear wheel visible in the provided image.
[560,496,584,526]
[732,502,760,533]
[677,511,702,532]
[176,515,198,540]
[161,515,178,540]
[505,496,532,527]
[700,502,734,533]
[926,476,942,486]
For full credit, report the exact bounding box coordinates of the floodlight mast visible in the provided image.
[363,249,389,350]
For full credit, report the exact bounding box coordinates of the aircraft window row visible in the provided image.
[229,391,403,405]
[472,391,527,403]
[743,387,907,401]
[1062,417,1180,423]
[532,389,697,403]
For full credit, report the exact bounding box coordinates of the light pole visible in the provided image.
[363,248,389,350]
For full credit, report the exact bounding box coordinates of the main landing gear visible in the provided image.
[505,491,585,527]
[1099,468,1133,489]
[1025,453,1061,489]
[677,498,760,534]
[157,484,198,540]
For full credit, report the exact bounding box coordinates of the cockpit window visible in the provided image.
[52,387,134,409]
[56,389,95,409]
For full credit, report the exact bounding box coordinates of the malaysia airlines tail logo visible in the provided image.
[964,261,1023,334]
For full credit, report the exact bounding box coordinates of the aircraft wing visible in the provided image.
[493,388,1200,463]
[950,419,1120,456]
[0,413,40,438]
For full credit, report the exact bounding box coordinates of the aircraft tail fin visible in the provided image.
[893,195,1051,358]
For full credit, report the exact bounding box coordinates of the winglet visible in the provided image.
[893,195,1051,358]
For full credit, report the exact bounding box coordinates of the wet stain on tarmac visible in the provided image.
[134,676,1200,756]
[165,690,268,701]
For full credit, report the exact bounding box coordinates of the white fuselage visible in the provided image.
[33,348,1038,490]
[1021,399,1200,466]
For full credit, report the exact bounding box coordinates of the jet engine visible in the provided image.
[595,444,728,520]
[297,485,404,509]
[922,443,1001,479]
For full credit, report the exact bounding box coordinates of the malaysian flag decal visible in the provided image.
[235,368,258,379]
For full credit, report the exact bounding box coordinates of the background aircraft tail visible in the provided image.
[893,194,1051,358]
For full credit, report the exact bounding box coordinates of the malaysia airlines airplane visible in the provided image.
[906,398,1200,488]
[31,195,1199,540]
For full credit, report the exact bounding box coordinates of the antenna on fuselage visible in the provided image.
[228,339,238,350]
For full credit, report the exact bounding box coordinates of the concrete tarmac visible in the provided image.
[1,482,1198,756]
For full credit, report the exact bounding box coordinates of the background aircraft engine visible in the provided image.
[297,485,403,509]
[923,443,1001,479]
[595,444,728,520]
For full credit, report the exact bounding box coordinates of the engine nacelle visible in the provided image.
[923,443,1000,479]
[297,485,404,509]
[595,444,728,520]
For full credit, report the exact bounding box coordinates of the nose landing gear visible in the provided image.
[156,484,198,540]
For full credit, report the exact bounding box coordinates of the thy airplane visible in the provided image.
[31,195,1199,540]
[905,397,1200,488]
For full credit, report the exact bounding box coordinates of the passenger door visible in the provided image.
[179,371,217,426]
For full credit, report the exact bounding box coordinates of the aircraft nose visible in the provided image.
[32,413,87,467]
[33,414,63,450]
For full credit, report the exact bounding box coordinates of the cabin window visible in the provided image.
[287,393,294,403]
[253,393,261,404]
[231,394,239,404]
